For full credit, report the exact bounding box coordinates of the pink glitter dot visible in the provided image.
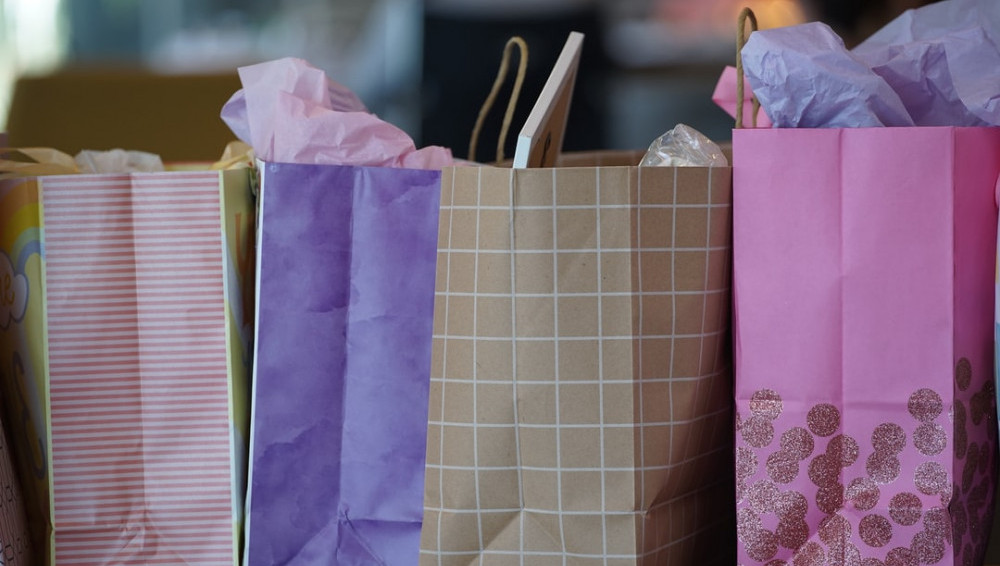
[872,423,906,454]
[815,484,845,515]
[862,560,886,566]
[737,446,758,480]
[827,434,860,467]
[955,358,972,391]
[907,389,943,423]
[807,404,840,437]
[768,451,801,484]
[781,427,815,461]
[847,477,880,511]
[910,532,946,565]
[818,514,851,546]
[954,402,968,459]
[914,462,949,497]
[792,541,824,566]
[885,547,917,566]
[978,443,991,475]
[922,507,949,542]
[777,519,809,550]
[952,500,967,540]
[746,529,779,562]
[742,415,775,449]
[843,543,863,566]
[859,515,893,548]
[737,508,762,540]
[971,391,989,426]
[776,490,809,519]
[913,423,947,457]
[867,453,901,485]
[888,492,921,526]
[751,389,783,420]
[808,454,838,488]
[747,480,780,514]
[962,452,982,500]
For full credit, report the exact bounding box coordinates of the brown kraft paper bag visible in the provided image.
[420,150,736,565]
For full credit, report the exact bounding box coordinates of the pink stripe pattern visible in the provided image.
[42,173,235,565]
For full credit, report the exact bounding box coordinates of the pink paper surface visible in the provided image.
[732,126,1000,565]
[41,172,238,564]
[712,66,773,128]
[221,57,452,169]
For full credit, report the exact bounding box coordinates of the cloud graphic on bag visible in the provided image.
[0,252,28,330]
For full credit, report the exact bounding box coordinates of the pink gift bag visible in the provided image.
[733,126,1000,566]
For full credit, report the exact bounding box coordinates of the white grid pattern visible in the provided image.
[420,158,734,566]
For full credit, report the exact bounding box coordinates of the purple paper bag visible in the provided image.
[246,162,441,565]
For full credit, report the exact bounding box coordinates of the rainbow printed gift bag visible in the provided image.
[0,166,254,565]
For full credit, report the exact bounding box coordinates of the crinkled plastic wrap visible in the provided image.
[640,124,728,167]
[74,148,165,173]
[221,57,452,169]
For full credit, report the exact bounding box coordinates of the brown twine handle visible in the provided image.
[468,36,529,163]
[735,7,760,129]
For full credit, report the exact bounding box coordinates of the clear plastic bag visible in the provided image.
[640,123,728,167]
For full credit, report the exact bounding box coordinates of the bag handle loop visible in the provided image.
[735,7,760,129]
[468,36,529,164]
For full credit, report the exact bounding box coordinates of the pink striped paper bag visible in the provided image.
[0,168,254,565]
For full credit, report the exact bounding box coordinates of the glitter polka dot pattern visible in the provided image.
[815,484,845,515]
[792,541,824,566]
[747,480,780,514]
[846,477,880,512]
[953,401,968,460]
[806,404,840,438]
[888,493,921,526]
[743,415,776,449]
[909,532,945,565]
[954,358,971,391]
[859,515,893,548]
[751,389,783,420]
[907,389,943,422]
[871,423,906,454]
[866,453,901,485]
[767,452,800,484]
[780,427,815,460]
[912,423,946,456]
[827,434,860,467]
[884,547,917,566]
[747,529,779,562]
[736,378,994,566]
[914,461,949,496]
[962,443,978,493]
[777,518,809,550]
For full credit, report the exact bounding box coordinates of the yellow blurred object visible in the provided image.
[211,140,255,170]
[6,69,243,163]
[0,147,79,177]
[729,0,805,29]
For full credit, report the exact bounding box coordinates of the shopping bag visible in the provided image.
[0,167,254,565]
[0,406,34,565]
[244,162,441,565]
[420,150,736,565]
[733,126,1000,566]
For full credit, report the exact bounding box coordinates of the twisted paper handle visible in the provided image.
[735,7,760,129]
[468,36,529,163]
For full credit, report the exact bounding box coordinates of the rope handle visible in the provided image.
[468,36,529,163]
[735,7,760,129]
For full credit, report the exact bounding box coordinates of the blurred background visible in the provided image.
[0,0,932,162]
